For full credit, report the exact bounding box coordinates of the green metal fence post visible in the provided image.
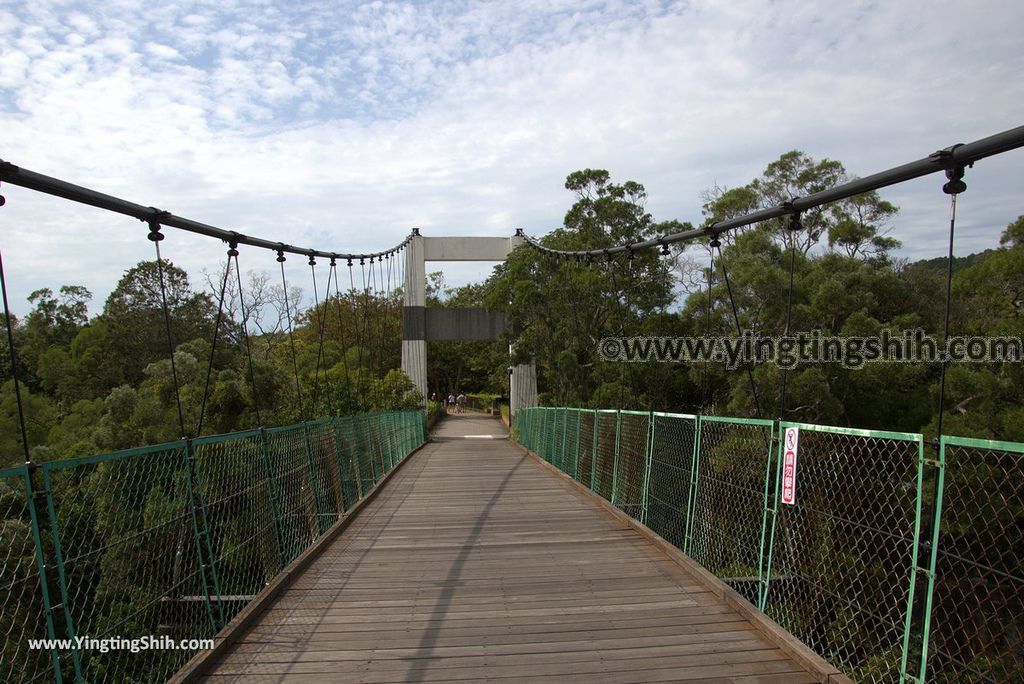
[590,410,599,492]
[900,436,944,683]
[181,439,223,630]
[683,415,703,555]
[757,422,781,610]
[640,412,655,526]
[300,422,330,535]
[539,408,547,459]
[329,417,351,512]
[560,408,569,473]
[345,416,364,500]
[611,410,622,506]
[40,466,82,682]
[258,427,287,569]
[373,414,387,480]
[24,465,66,683]
[387,412,398,469]
[574,409,582,480]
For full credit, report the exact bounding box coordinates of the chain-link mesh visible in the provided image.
[688,416,774,606]
[577,410,595,488]
[193,430,281,625]
[593,411,618,500]
[41,443,211,683]
[513,406,1024,683]
[0,467,57,683]
[307,419,345,534]
[764,424,922,683]
[534,408,546,461]
[613,411,649,518]
[551,409,564,470]
[264,425,319,565]
[1,411,423,684]
[645,413,698,551]
[927,437,1024,683]
[563,409,581,481]
[353,415,379,491]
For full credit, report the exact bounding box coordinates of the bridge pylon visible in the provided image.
[401,232,537,415]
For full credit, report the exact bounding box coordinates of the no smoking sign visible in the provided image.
[782,427,799,505]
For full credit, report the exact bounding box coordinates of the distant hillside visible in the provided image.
[911,249,995,274]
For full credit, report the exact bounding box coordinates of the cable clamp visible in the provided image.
[788,209,802,232]
[144,208,171,241]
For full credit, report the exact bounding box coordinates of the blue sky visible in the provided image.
[1,0,1022,314]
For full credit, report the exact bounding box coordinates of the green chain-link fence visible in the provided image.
[0,467,59,682]
[689,415,775,607]
[925,436,1023,683]
[1,411,423,683]
[764,423,923,683]
[513,406,1022,683]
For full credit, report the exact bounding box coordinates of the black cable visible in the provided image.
[308,256,331,416]
[0,248,31,463]
[149,221,188,438]
[368,256,381,408]
[358,259,369,410]
[619,252,637,409]
[196,248,233,437]
[700,245,715,411]
[232,249,262,427]
[777,214,800,420]
[380,253,392,383]
[278,251,304,421]
[714,239,764,419]
[334,260,353,413]
[936,175,964,440]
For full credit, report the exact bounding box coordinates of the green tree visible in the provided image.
[102,260,216,388]
[487,169,685,409]
[702,151,900,259]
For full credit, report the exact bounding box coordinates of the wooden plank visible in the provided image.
[178,414,836,683]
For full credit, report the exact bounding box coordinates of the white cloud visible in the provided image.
[0,0,1022,315]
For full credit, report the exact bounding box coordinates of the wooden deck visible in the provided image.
[191,414,837,683]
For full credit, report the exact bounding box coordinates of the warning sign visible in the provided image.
[781,427,799,505]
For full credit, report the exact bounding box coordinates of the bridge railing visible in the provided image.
[513,407,1022,684]
[0,410,425,684]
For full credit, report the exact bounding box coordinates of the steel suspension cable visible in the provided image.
[380,253,393,382]
[0,248,31,463]
[368,257,381,407]
[700,245,715,411]
[358,259,369,410]
[331,259,352,413]
[713,237,764,419]
[776,214,801,420]
[936,166,967,441]
[277,250,304,421]
[148,221,189,438]
[308,256,332,417]
[231,248,263,428]
[196,248,234,437]
[342,260,358,411]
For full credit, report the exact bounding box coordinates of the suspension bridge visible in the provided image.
[0,125,1022,683]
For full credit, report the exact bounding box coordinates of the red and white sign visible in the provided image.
[781,427,799,505]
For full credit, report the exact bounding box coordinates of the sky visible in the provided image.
[0,0,1022,316]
